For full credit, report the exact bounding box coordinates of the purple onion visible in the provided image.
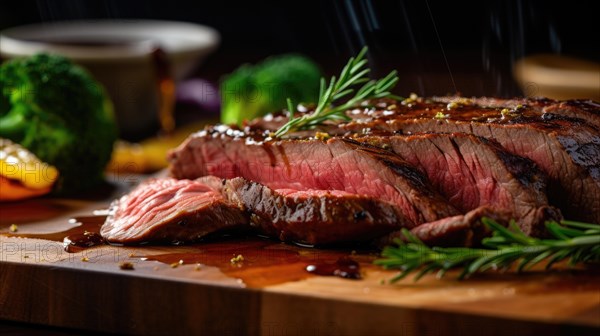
[176,79,221,114]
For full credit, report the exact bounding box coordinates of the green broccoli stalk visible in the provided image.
[220,54,321,125]
[0,54,117,193]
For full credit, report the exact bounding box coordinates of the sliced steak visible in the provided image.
[381,206,511,247]
[102,175,501,246]
[169,127,460,227]
[357,133,561,236]
[336,99,600,223]
[101,176,249,244]
[225,177,404,245]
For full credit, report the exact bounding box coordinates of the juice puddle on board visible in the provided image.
[140,237,374,287]
[2,215,107,252]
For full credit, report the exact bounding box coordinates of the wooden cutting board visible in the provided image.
[0,176,599,336]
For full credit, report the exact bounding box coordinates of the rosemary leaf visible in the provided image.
[286,98,295,119]
[275,47,400,137]
[374,219,600,282]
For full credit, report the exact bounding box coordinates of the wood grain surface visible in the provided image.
[0,176,599,335]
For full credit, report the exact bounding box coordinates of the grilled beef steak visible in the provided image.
[101,175,508,246]
[101,177,248,244]
[336,98,599,222]
[169,130,460,227]
[111,96,598,247]
[356,133,561,236]
[102,176,407,245]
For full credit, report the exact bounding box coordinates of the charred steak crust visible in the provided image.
[431,96,600,130]
[244,96,599,134]
[225,177,404,245]
[541,99,600,130]
[341,138,433,194]
[479,136,544,188]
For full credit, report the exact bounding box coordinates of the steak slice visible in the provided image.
[357,133,561,236]
[225,177,404,245]
[381,206,511,247]
[101,176,249,244]
[101,175,492,246]
[336,98,600,223]
[169,127,460,227]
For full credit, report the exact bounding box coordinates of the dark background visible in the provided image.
[1,0,598,97]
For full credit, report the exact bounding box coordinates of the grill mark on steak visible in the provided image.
[479,136,542,188]
[169,128,460,226]
[543,99,600,130]
[344,138,431,192]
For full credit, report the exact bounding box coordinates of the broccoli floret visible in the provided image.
[0,54,117,193]
[220,54,321,125]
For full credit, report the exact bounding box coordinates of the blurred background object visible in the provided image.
[514,54,600,101]
[0,20,219,140]
[0,138,59,201]
[220,54,322,125]
[0,54,117,192]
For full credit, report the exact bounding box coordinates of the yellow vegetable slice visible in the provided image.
[106,120,217,174]
[0,176,52,201]
[0,138,59,200]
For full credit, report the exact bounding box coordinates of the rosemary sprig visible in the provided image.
[374,218,600,282]
[274,47,401,138]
